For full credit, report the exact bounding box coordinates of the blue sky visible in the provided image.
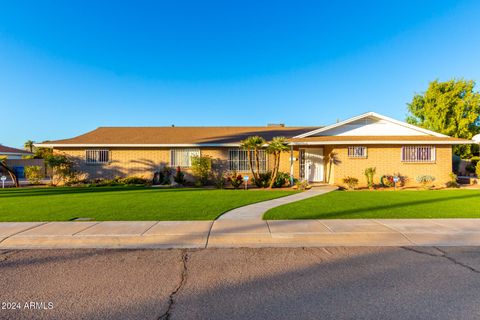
[1,0,479,147]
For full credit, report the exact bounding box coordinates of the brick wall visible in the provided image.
[323,144,452,187]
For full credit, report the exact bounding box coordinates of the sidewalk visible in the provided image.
[2,219,480,249]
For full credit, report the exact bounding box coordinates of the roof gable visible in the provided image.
[294,112,449,138]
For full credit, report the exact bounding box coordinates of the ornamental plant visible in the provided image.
[364,167,376,189]
[227,171,243,189]
[416,175,435,189]
[24,165,42,184]
[342,176,359,190]
[173,166,186,185]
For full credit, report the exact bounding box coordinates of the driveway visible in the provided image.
[1,247,480,319]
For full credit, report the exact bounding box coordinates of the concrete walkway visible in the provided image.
[2,219,480,249]
[218,185,338,220]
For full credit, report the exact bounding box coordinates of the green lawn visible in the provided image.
[0,186,296,221]
[264,189,480,220]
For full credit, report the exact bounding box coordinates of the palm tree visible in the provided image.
[24,140,35,153]
[266,137,290,188]
[240,136,266,183]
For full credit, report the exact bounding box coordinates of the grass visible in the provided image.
[0,186,296,221]
[263,189,480,220]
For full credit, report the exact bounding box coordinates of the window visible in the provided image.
[401,146,435,163]
[348,146,367,158]
[228,149,268,172]
[85,149,109,164]
[170,148,200,167]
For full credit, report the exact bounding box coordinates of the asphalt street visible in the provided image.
[1,247,480,320]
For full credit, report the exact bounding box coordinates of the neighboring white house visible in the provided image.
[0,144,32,159]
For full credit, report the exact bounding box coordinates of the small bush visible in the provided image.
[273,172,293,188]
[295,180,310,191]
[227,171,243,189]
[173,167,186,185]
[254,172,272,188]
[120,176,150,185]
[342,176,359,190]
[416,175,435,189]
[24,166,42,184]
[153,166,173,185]
[191,156,212,186]
[466,164,476,174]
[212,172,226,189]
[446,173,460,188]
[364,167,376,189]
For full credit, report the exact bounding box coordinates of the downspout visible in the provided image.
[290,144,294,186]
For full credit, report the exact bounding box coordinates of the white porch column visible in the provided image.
[290,144,294,186]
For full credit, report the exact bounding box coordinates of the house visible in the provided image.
[35,112,473,186]
[0,144,32,159]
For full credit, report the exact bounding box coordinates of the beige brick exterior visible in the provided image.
[322,144,452,187]
[55,144,452,187]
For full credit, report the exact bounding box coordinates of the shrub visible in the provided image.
[227,171,243,189]
[466,164,476,174]
[272,172,292,188]
[153,167,173,185]
[120,176,150,185]
[416,175,435,189]
[191,156,212,186]
[364,167,376,189]
[342,176,359,190]
[24,166,42,184]
[446,173,460,188]
[295,180,310,191]
[254,172,272,188]
[212,172,226,189]
[380,175,394,188]
[173,167,186,185]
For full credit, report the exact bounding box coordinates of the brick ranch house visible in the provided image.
[35,112,472,187]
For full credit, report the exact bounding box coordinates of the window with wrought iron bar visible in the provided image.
[228,149,268,172]
[85,149,110,164]
[348,146,367,158]
[401,146,436,163]
[170,148,200,167]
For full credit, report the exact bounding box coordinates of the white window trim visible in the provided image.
[85,149,110,165]
[228,149,268,173]
[347,146,367,158]
[170,148,200,168]
[401,146,436,163]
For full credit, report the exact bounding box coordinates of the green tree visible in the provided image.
[406,79,480,157]
[239,136,266,184]
[266,136,289,188]
[191,155,212,186]
[24,140,35,153]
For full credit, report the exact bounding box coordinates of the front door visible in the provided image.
[304,148,324,182]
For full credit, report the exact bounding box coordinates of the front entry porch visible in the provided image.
[299,148,325,183]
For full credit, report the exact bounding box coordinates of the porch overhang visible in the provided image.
[287,135,474,146]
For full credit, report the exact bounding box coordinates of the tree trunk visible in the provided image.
[269,152,279,188]
[246,150,257,182]
[255,148,261,179]
[0,160,19,187]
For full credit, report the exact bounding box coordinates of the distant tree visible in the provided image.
[266,137,289,188]
[0,157,19,187]
[406,79,480,158]
[24,140,35,153]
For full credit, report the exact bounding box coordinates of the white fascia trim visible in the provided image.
[293,111,449,138]
[289,140,474,146]
[34,143,241,148]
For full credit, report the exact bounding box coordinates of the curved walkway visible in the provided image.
[217,185,338,220]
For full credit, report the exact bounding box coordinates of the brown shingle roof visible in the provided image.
[288,136,472,144]
[0,145,31,154]
[41,126,316,145]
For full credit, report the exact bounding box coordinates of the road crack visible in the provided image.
[158,250,190,320]
[401,246,480,274]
